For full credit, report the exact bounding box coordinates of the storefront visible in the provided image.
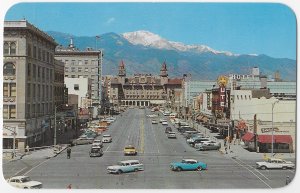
[242,132,293,153]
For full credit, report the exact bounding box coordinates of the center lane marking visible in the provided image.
[139,118,145,153]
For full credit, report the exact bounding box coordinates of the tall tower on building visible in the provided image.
[274,70,281,82]
[160,61,168,77]
[118,60,126,77]
[160,61,168,85]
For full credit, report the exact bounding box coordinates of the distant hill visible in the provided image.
[48,30,296,81]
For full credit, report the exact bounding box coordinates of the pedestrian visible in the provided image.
[67,146,71,159]
[224,138,227,146]
[67,184,72,189]
[286,176,291,185]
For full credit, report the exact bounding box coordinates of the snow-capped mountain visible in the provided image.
[47,31,296,81]
[122,30,237,56]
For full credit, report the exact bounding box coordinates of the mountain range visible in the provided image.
[47,30,296,81]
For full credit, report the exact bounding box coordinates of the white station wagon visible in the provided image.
[256,158,295,170]
[107,160,144,174]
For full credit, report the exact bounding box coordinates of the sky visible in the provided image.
[3,2,297,59]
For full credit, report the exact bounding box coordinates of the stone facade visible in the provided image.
[55,40,103,107]
[105,61,184,109]
[3,20,61,150]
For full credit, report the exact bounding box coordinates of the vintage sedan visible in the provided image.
[170,159,207,171]
[124,145,138,156]
[102,134,112,143]
[7,176,42,189]
[195,141,221,151]
[256,158,295,170]
[107,160,144,174]
[151,119,158,124]
[167,132,177,139]
[72,137,94,145]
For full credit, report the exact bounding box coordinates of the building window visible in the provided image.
[3,83,9,97]
[38,48,41,60]
[10,83,16,97]
[26,104,31,118]
[78,67,82,72]
[27,44,32,57]
[65,67,69,72]
[4,42,9,54]
[71,67,76,72]
[78,60,83,65]
[47,52,49,63]
[33,64,36,80]
[3,105,8,119]
[42,50,46,61]
[38,66,41,80]
[84,60,88,65]
[33,46,37,58]
[3,41,16,56]
[3,63,16,75]
[74,84,79,90]
[85,67,89,72]
[27,83,31,98]
[237,95,239,100]
[71,60,76,65]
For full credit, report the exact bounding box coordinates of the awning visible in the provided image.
[241,132,254,141]
[258,135,293,144]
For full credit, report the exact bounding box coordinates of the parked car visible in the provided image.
[170,159,207,171]
[124,145,137,156]
[7,176,42,189]
[92,139,103,147]
[107,160,144,174]
[189,137,211,147]
[196,141,221,151]
[167,132,177,139]
[256,158,295,170]
[151,119,158,124]
[89,147,103,157]
[165,127,172,133]
[159,119,167,123]
[162,121,168,125]
[102,134,112,143]
[72,137,94,145]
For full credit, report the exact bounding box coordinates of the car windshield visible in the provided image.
[20,177,31,183]
[91,148,101,153]
[125,147,134,150]
[103,135,111,137]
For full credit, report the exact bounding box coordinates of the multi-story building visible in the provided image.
[107,61,184,109]
[55,40,103,118]
[186,67,296,102]
[64,77,92,109]
[3,20,62,150]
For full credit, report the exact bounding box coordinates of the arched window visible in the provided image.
[4,42,9,54]
[3,63,16,75]
[10,42,16,55]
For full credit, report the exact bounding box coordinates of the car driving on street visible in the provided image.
[124,145,138,156]
[170,159,207,171]
[256,158,295,170]
[102,134,112,143]
[107,160,144,174]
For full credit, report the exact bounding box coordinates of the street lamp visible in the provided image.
[54,104,68,145]
[271,100,279,156]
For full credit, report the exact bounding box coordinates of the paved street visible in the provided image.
[2,108,295,189]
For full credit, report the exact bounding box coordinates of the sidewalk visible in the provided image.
[3,144,68,163]
[191,122,295,160]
